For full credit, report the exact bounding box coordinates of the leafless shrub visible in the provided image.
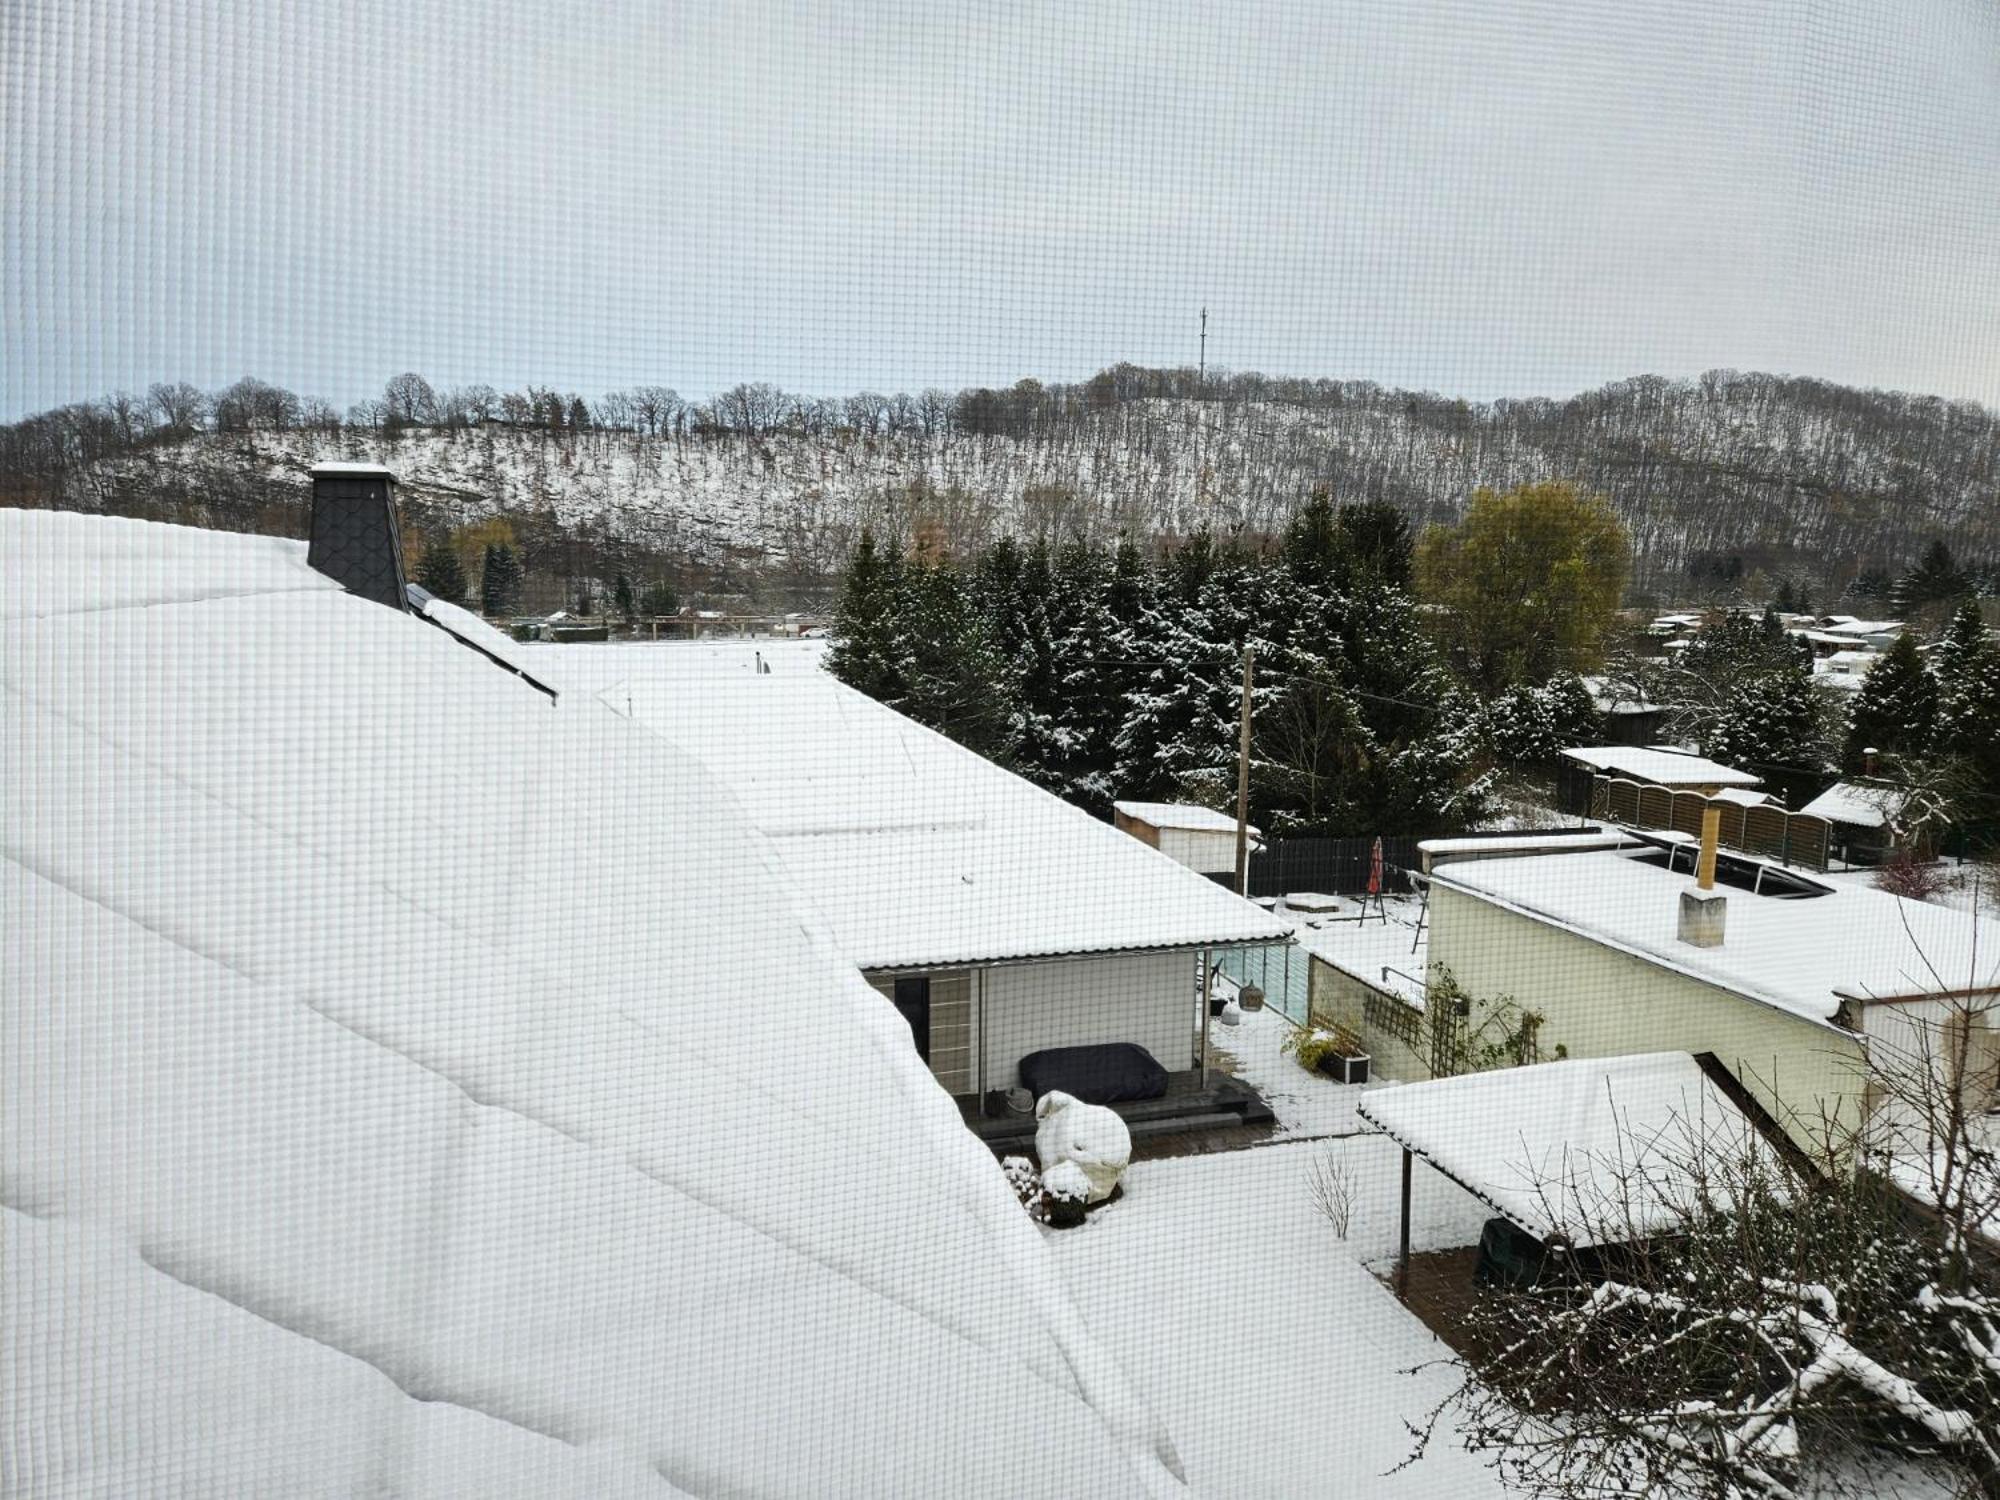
[1307,1151,1358,1239]
[1875,849,1951,903]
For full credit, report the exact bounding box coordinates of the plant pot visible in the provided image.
[1209,996,1227,1017]
[1045,1195,1088,1229]
[1317,1052,1371,1085]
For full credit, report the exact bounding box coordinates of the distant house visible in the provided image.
[1555,744,1764,816]
[1578,676,1665,746]
[1794,628,1874,659]
[1816,614,1906,651]
[1422,840,1998,1158]
[1813,649,1879,690]
[550,647,1289,1104]
[1112,800,1260,877]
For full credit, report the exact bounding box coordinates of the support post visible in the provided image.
[1235,647,1255,897]
[1397,1148,1413,1301]
[1198,947,1212,1087]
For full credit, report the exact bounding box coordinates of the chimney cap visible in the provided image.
[311,462,396,480]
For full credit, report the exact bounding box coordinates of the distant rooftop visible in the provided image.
[1112,801,1253,835]
[1560,744,1764,788]
[1432,846,1996,1025]
[549,647,1288,968]
[1798,781,1908,830]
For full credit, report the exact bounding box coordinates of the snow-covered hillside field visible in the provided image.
[56,369,2000,587]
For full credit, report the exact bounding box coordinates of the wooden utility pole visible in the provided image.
[1235,645,1254,896]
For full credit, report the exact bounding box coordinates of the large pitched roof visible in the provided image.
[1,511,1186,1498]
[550,644,1289,969]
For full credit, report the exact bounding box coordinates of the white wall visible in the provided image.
[1428,886,1869,1156]
[1158,828,1238,876]
[981,950,1203,1088]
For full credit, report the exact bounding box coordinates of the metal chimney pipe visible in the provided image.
[1696,805,1721,891]
[1679,803,1727,947]
[307,463,409,611]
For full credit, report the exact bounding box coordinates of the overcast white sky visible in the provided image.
[6,0,2000,419]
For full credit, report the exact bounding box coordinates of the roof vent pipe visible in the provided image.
[307,463,408,611]
[1678,804,1727,948]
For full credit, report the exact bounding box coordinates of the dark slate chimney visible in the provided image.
[308,463,408,610]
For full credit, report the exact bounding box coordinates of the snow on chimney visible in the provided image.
[307,463,408,610]
[1678,804,1727,948]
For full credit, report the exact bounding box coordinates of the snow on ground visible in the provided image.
[1280,894,1431,1009]
[1814,860,1999,916]
[1045,1140,1502,1499]
[1207,996,1387,1137]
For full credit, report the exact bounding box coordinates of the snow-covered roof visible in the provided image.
[1795,629,1871,648]
[548,646,1288,969]
[1357,1053,1768,1247]
[1431,847,1997,1023]
[1820,615,1904,635]
[1709,786,1774,807]
[1559,745,1764,787]
[1418,831,1636,860]
[1798,780,1908,830]
[1113,800,1256,836]
[2,509,1185,1498]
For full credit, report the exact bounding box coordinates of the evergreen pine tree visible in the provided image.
[1892,540,1969,616]
[1842,632,1937,771]
[1332,498,1414,592]
[479,542,523,616]
[897,560,1014,760]
[1933,611,2000,816]
[415,537,467,605]
[637,580,679,618]
[1043,541,1123,811]
[1928,600,1988,702]
[826,529,912,702]
[1707,665,1827,779]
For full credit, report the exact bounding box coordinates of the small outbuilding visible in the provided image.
[1358,1051,1775,1292]
[1797,780,1919,863]
[1112,801,1260,878]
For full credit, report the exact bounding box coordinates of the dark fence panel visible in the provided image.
[1238,835,1423,897]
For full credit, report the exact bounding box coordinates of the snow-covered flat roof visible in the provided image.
[1798,780,1907,830]
[549,646,1288,969]
[1418,831,1634,859]
[1112,799,1255,835]
[1560,744,1764,787]
[1432,848,1997,1023]
[1357,1052,1767,1247]
[3,510,1184,1497]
